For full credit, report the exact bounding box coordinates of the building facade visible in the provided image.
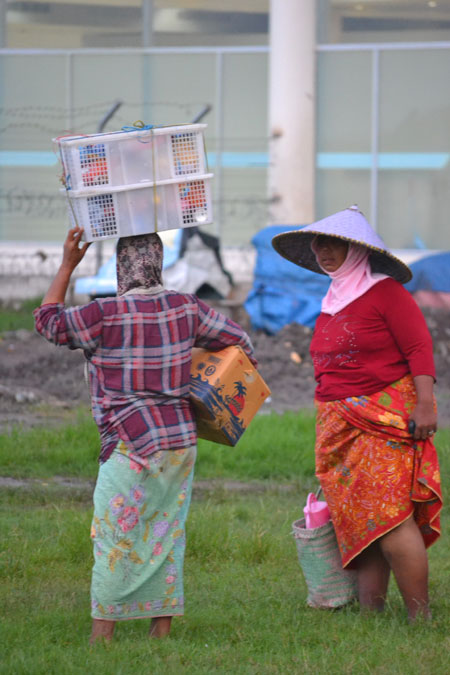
[0,0,449,250]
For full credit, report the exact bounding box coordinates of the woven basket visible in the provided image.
[292,517,358,609]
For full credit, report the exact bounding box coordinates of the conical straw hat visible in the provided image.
[271,205,412,283]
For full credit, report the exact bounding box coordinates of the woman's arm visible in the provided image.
[42,225,90,304]
[379,281,437,441]
[34,226,103,351]
[195,298,257,367]
[411,374,437,441]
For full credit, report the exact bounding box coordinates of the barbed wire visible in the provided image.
[0,187,269,221]
[0,101,209,116]
[0,189,66,219]
[0,101,207,129]
[0,123,269,147]
[0,102,118,116]
[0,101,269,144]
[0,194,268,275]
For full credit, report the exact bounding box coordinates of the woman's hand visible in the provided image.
[61,226,91,273]
[410,375,437,441]
[40,226,91,305]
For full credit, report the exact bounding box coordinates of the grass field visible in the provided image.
[0,408,317,482]
[0,297,41,333]
[1,412,449,674]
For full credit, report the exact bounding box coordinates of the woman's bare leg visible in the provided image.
[379,516,431,620]
[357,541,391,612]
[149,616,172,638]
[90,619,116,644]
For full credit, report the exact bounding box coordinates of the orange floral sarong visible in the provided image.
[315,375,442,569]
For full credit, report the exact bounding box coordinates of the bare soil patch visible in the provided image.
[1,301,450,433]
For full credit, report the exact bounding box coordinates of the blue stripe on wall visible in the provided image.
[0,151,60,167]
[0,150,448,170]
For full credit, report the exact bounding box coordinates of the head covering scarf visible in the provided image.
[116,233,164,296]
[311,239,389,315]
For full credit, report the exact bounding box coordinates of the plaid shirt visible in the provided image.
[34,291,256,463]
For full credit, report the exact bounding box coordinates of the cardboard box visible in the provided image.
[190,345,271,446]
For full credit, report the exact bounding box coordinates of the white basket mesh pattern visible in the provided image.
[86,194,118,238]
[171,132,201,176]
[79,144,109,187]
[179,180,208,225]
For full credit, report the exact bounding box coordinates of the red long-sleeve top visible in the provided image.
[309,278,435,402]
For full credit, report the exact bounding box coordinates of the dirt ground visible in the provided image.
[1,299,450,433]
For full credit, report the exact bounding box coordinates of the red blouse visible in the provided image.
[310,278,435,402]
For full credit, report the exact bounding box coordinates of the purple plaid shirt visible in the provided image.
[34,291,256,463]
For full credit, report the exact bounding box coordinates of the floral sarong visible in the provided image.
[315,375,442,569]
[90,441,196,621]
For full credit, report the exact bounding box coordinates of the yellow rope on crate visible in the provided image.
[59,167,81,232]
[202,133,210,174]
[67,196,81,230]
[56,141,84,235]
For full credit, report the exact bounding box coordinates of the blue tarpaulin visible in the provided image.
[405,252,450,293]
[244,225,330,334]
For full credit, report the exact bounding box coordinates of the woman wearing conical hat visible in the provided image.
[273,205,442,621]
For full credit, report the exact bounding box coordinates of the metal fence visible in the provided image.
[1,41,449,249]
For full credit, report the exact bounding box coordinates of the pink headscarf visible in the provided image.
[312,240,389,315]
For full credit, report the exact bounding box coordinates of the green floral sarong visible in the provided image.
[90,440,196,621]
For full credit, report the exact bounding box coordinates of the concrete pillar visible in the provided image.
[142,0,154,48]
[268,0,316,225]
[142,0,153,149]
[0,0,7,48]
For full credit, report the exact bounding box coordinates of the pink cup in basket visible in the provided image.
[304,492,331,529]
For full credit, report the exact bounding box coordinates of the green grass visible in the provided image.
[0,487,449,674]
[1,413,449,673]
[1,408,449,484]
[0,297,42,333]
[0,409,317,482]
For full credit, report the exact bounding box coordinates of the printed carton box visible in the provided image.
[190,345,271,446]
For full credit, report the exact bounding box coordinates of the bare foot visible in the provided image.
[149,616,172,638]
[90,619,115,644]
[408,604,432,623]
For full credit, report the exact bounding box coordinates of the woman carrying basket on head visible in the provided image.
[272,206,442,621]
[34,226,256,643]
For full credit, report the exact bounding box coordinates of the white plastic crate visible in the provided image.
[64,176,214,242]
[54,124,209,192]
